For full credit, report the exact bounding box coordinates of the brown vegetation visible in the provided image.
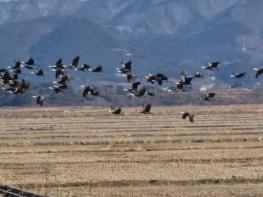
[0,105,263,196]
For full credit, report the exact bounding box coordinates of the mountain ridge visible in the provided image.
[0,0,262,87]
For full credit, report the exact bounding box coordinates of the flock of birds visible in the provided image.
[0,56,263,123]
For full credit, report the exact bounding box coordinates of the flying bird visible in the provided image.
[140,104,152,114]
[0,70,12,84]
[181,112,195,123]
[180,72,195,85]
[54,69,65,78]
[91,65,103,73]
[117,60,132,74]
[82,85,99,97]
[146,74,157,84]
[194,72,204,79]
[33,95,45,106]
[50,58,66,70]
[124,81,141,95]
[54,74,71,84]
[69,56,80,70]
[130,81,141,91]
[176,80,184,91]
[79,64,92,72]
[146,73,168,85]
[110,106,122,115]
[31,68,44,76]
[156,73,168,85]
[9,61,22,70]
[202,93,216,101]
[24,57,35,69]
[254,67,263,78]
[230,72,246,79]
[202,62,220,70]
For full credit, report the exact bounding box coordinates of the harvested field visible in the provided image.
[1,104,263,196]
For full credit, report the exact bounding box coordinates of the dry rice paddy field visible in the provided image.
[1,104,263,196]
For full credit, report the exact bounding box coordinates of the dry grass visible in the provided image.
[0,104,263,196]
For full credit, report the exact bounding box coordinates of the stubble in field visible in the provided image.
[0,105,263,196]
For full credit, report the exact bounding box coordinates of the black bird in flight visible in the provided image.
[146,74,157,84]
[202,93,216,101]
[31,68,44,76]
[9,61,22,71]
[79,64,92,72]
[254,67,263,78]
[133,88,147,97]
[194,72,204,79]
[202,62,220,70]
[117,60,132,74]
[180,72,195,85]
[69,56,80,70]
[156,73,168,85]
[181,112,195,123]
[110,106,122,115]
[0,70,12,84]
[82,85,99,97]
[91,65,103,73]
[50,58,66,70]
[140,104,152,114]
[125,81,141,95]
[33,95,45,106]
[230,72,246,79]
[54,69,65,79]
[54,74,71,84]
[146,73,168,85]
[24,57,35,69]
[176,80,184,91]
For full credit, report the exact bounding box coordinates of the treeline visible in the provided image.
[0,83,262,107]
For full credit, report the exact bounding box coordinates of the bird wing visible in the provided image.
[182,112,189,119]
